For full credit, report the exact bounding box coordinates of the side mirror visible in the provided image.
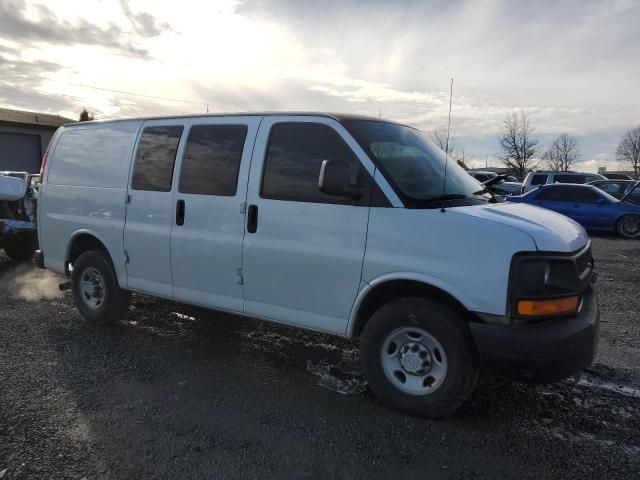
[318,160,364,200]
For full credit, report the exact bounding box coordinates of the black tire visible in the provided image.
[4,233,37,262]
[361,297,479,417]
[71,250,130,325]
[616,215,640,239]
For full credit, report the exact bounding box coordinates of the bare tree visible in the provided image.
[429,129,467,169]
[544,133,580,171]
[429,129,454,155]
[616,126,640,179]
[497,111,540,177]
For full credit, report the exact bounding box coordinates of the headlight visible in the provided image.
[514,258,578,297]
[509,256,585,320]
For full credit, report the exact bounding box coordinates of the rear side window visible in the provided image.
[261,123,364,204]
[48,124,138,188]
[554,174,586,184]
[179,125,247,196]
[539,187,566,201]
[531,174,548,186]
[132,126,183,191]
[540,187,599,203]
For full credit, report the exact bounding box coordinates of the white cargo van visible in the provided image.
[36,113,599,417]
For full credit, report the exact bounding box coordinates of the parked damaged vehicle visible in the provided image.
[468,171,522,196]
[0,172,39,262]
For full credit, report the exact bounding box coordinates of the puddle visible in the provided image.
[307,359,367,395]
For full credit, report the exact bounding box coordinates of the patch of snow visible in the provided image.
[575,373,640,398]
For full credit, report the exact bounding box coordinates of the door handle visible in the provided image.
[247,204,258,233]
[176,199,185,226]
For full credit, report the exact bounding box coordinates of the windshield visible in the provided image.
[343,120,489,205]
[623,182,640,205]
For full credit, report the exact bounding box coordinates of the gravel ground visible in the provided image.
[0,236,639,479]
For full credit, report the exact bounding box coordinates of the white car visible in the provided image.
[521,171,606,193]
[36,113,599,417]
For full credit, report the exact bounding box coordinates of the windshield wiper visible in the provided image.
[423,193,467,202]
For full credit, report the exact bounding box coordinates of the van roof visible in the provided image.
[62,112,401,128]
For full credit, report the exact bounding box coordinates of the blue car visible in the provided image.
[508,183,640,239]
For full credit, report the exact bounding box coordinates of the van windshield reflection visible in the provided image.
[342,120,490,206]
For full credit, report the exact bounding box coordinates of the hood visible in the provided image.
[0,174,27,201]
[450,202,588,252]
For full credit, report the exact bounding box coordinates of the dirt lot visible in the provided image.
[1,236,639,479]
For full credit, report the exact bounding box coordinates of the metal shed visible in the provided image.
[0,107,74,173]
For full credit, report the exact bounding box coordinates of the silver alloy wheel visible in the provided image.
[381,326,448,395]
[619,216,640,238]
[79,267,106,310]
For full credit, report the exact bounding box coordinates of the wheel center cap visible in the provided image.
[403,354,421,372]
[400,342,432,374]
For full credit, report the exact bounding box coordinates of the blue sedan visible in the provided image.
[508,183,640,239]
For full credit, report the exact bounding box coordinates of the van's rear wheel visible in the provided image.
[361,298,479,417]
[71,250,130,325]
[617,215,640,239]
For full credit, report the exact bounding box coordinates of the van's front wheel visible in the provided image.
[71,250,130,325]
[361,298,479,417]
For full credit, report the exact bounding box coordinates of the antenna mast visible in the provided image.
[441,78,454,210]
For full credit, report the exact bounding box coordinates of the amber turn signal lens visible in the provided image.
[517,296,579,317]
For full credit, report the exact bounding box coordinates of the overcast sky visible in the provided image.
[1,0,638,171]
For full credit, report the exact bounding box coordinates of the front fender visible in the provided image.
[345,272,476,338]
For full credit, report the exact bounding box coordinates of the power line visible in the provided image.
[0,81,196,117]
[62,81,227,110]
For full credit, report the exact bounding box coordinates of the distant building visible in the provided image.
[0,107,74,173]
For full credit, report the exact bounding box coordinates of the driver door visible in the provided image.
[241,116,375,335]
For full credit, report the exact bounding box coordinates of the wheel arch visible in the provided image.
[66,230,117,275]
[347,274,478,339]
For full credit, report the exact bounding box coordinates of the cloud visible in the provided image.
[0,53,63,85]
[0,45,73,112]
[119,0,173,37]
[0,0,150,58]
[0,0,637,173]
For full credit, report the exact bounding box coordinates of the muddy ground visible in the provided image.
[0,235,639,479]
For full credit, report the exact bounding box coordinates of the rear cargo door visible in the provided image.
[124,119,187,297]
[170,116,260,312]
